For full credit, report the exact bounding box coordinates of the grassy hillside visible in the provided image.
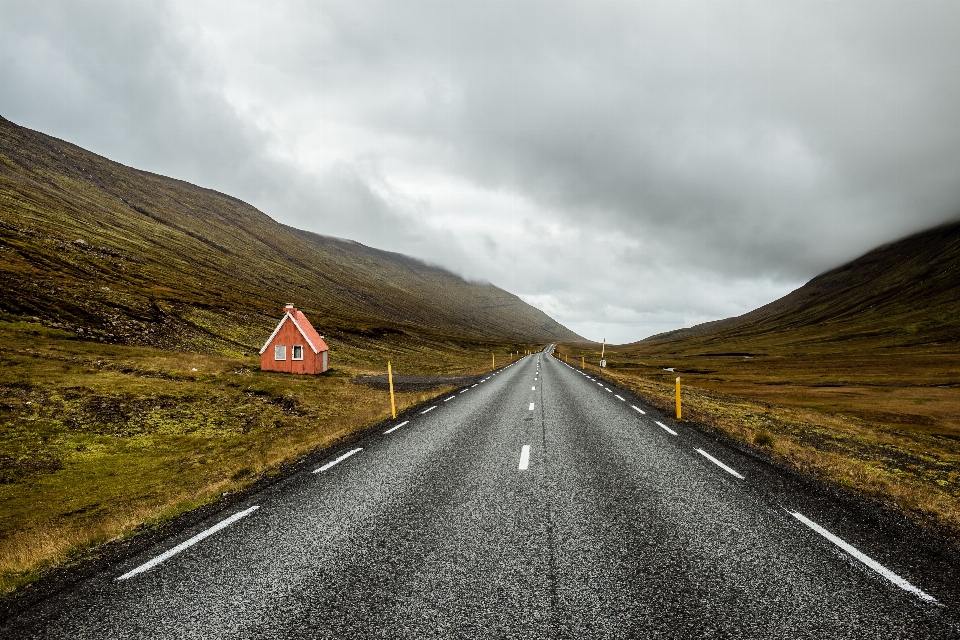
[559,220,960,538]
[0,114,573,598]
[0,115,581,353]
[641,219,960,347]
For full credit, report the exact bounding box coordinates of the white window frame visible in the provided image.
[274,344,286,360]
[292,345,304,361]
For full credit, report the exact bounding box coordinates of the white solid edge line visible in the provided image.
[117,506,260,581]
[529,402,535,410]
[444,396,455,402]
[384,421,409,434]
[631,405,646,414]
[615,395,625,401]
[790,511,937,603]
[655,421,678,435]
[518,444,531,470]
[314,447,363,473]
[421,405,437,414]
[696,448,744,479]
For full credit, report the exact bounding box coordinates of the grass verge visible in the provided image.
[598,367,960,540]
[0,321,506,595]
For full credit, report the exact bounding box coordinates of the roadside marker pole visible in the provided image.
[492,353,495,371]
[581,356,585,370]
[675,377,681,420]
[388,361,396,419]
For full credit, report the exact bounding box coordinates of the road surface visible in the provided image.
[4,348,959,638]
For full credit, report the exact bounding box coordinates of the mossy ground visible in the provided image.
[0,321,524,595]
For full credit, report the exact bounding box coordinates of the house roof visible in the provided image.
[259,309,329,355]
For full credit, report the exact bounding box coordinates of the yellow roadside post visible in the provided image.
[599,338,606,376]
[581,356,585,370]
[388,361,396,419]
[675,377,681,420]
[492,353,495,371]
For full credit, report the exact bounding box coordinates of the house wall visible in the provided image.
[260,317,326,374]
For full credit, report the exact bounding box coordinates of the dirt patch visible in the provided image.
[353,373,482,393]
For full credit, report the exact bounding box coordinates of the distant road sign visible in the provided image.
[600,359,607,368]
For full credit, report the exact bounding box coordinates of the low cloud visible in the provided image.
[3,0,960,342]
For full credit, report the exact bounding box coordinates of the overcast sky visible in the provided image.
[3,1,960,343]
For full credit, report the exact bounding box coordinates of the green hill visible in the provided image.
[0,115,581,354]
[637,219,960,350]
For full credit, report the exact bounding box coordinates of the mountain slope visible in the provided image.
[636,219,960,350]
[0,115,582,352]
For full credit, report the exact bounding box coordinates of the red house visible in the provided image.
[259,304,329,374]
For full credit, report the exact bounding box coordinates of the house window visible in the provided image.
[292,345,304,360]
[274,345,286,360]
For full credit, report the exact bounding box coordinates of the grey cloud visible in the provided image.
[4,0,960,342]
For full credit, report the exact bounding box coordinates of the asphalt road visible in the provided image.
[5,348,960,638]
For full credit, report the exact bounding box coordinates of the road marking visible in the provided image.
[384,421,409,434]
[615,395,625,401]
[460,389,469,393]
[444,396,455,402]
[117,506,260,581]
[655,421,678,435]
[518,444,531,470]
[631,405,646,414]
[421,406,437,414]
[696,449,744,479]
[471,384,478,387]
[789,511,937,603]
[529,402,535,410]
[532,386,536,390]
[605,387,613,393]
[597,382,603,386]
[314,447,363,473]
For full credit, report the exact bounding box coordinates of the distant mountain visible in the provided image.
[635,219,960,350]
[0,116,582,353]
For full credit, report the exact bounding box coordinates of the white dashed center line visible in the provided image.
[655,421,678,435]
[421,406,437,414]
[384,421,409,434]
[696,449,744,479]
[615,395,625,401]
[631,405,646,414]
[518,444,531,470]
[789,511,937,603]
[532,386,536,390]
[117,506,260,581]
[605,388,613,393]
[471,384,478,388]
[314,447,363,473]
[444,396,455,402]
[529,402,535,410]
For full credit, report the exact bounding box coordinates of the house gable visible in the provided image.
[259,310,329,355]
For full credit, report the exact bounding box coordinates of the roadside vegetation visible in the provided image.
[556,341,960,541]
[0,318,535,595]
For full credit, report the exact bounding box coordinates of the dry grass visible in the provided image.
[595,366,960,539]
[0,320,487,595]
